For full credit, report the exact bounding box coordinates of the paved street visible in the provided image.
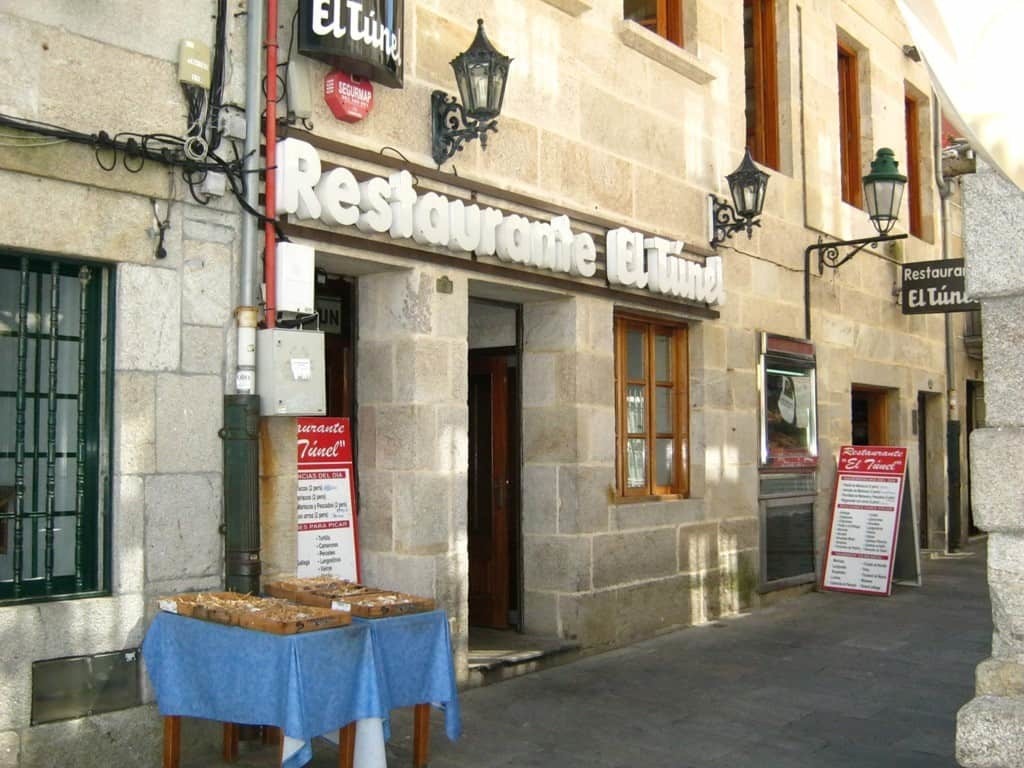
[197,537,991,768]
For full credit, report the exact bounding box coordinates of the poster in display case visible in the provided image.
[759,333,818,469]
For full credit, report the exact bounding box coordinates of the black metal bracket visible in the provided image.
[431,90,498,166]
[708,195,760,248]
[803,233,908,338]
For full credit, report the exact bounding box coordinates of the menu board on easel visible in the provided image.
[296,417,360,581]
[822,445,919,595]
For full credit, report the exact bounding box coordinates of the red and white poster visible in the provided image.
[296,417,360,581]
[821,446,908,595]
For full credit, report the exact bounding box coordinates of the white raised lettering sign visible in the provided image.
[277,138,725,307]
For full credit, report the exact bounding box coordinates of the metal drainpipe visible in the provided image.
[220,0,266,595]
[264,0,279,329]
[221,395,262,594]
[932,94,962,552]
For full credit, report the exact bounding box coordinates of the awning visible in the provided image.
[897,0,1024,192]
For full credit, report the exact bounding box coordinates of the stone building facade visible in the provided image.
[0,0,983,765]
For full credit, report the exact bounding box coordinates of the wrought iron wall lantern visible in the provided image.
[803,147,908,338]
[708,148,770,247]
[431,19,512,166]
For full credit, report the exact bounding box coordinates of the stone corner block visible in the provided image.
[957,695,1024,767]
[971,428,1024,532]
[977,658,1024,697]
[0,730,19,768]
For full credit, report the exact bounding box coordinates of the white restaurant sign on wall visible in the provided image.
[276,138,725,307]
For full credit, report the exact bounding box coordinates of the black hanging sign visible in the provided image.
[298,0,404,88]
[900,258,979,314]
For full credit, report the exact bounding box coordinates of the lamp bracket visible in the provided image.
[431,90,498,166]
[709,194,760,248]
[809,233,908,274]
[802,232,908,339]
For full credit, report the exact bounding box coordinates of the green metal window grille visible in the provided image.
[0,252,113,603]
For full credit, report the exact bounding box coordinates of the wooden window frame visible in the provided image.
[904,92,923,238]
[837,42,862,207]
[614,315,689,499]
[625,0,684,47]
[744,0,780,170]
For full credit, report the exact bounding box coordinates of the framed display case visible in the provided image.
[759,333,818,469]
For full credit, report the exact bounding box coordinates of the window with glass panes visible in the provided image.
[614,316,689,497]
[744,0,780,170]
[624,0,683,47]
[0,252,113,603]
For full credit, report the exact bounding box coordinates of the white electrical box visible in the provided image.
[256,328,326,416]
[276,242,316,315]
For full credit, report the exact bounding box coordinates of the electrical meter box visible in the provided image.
[256,329,326,416]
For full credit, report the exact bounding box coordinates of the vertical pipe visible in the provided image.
[264,0,279,329]
[932,94,962,551]
[236,0,265,395]
[221,395,262,594]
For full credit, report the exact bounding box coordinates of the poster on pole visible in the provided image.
[296,417,360,581]
[821,445,916,595]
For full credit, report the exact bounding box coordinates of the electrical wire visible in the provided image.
[0,111,273,225]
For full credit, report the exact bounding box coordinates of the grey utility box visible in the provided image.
[256,328,326,416]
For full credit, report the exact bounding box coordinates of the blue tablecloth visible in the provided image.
[142,609,461,766]
[354,610,462,740]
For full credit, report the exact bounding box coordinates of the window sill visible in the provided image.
[617,20,715,85]
[539,0,592,15]
[612,493,687,505]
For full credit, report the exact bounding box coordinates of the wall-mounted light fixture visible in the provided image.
[803,147,908,338]
[431,19,512,166]
[709,149,770,248]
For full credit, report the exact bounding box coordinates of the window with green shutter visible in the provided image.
[0,252,114,603]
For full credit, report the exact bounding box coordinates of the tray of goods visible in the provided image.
[235,602,351,634]
[157,591,350,634]
[264,577,384,608]
[331,590,436,618]
[158,592,251,621]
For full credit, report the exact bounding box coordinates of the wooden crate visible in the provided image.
[333,591,436,618]
[236,605,351,634]
[157,592,349,634]
[264,578,384,608]
[158,592,248,620]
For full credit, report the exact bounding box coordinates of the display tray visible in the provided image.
[157,591,351,634]
[264,577,385,608]
[332,591,436,618]
[263,577,436,618]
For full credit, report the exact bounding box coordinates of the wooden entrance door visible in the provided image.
[316,277,354,419]
[468,352,518,629]
[851,387,888,446]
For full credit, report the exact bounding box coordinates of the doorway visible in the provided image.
[918,392,929,548]
[851,386,889,445]
[966,380,985,536]
[314,274,355,419]
[467,300,521,631]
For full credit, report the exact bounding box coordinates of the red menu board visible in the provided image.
[296,417,360,581]
[821,446,908,595]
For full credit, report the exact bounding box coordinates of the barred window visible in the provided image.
[614,315,689,497]
[0,253,113,602]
